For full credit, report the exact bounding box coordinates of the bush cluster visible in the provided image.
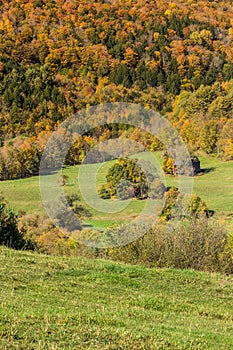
[109,218,233,274]
[1,194,233,276]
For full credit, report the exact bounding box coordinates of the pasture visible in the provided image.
[0,153,232,230]
[0,246,233,349]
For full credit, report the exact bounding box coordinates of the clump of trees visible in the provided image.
[0,193,93,255]
[172,82,233,159]
[161,187,209,220]
[98,157,209,220]
[98,157,166,200]
[0,131,111,180]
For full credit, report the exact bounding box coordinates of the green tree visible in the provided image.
[223,63,233,80]
[165,72,180,95]
[199,120,219,154]
[105,158,149,199]
[109,64,132,88]
[0,197,32,249]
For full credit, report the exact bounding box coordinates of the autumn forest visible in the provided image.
[0,0,233,179]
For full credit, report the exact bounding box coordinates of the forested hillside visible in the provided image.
[0,0,233,179]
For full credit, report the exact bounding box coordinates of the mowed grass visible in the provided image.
[0,246,233,349]
[0,152,232,229]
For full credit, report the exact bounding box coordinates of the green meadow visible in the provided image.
[0,246,233,349]
[0,153,232,230]
[0,153,232,231]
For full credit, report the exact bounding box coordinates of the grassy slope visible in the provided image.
[0,153,232,229]
[0,246,233,349]
[165,154,233,218]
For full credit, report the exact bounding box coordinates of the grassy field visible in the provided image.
[0,152,232,230]
[0,246,233,349]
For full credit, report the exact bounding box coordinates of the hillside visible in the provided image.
[0,0,233,171]
[0,246,233,349]
[1,2,233,348]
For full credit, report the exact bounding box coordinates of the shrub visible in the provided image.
[97,184,111,199]
[57,174,69,186]
[109,217,233,274]
[0,197,34,250]
[220,232,233,274]
[162,153,174,175]
[161,188,209,220]
[35,228,86,256]
[46,193,92,233]
[66,194,92,219]
[18,213,87,256]
[148,178,166,199]
[187,194,208,216]
[161,187,179,219]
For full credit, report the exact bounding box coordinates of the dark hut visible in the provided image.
[173,155,201,176]
[191,155,201,175]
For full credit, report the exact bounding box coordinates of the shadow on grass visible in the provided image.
[198,167,216,175]
[82,223,93,228]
